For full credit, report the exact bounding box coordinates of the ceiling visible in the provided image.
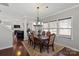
[0,3,79,20]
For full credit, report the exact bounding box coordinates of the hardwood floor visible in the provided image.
[58,47,79,56]
[13,41,29,56]
[22,40,65,56]
[0,40,79,56]
[0,41,29,56]
[0,47,13,56]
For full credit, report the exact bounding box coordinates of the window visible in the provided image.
[42,17,72,37]
[50,29,57,34]
[42,22,49,32]
[58,17,72,36]
[43,23,48,28]
[49,21,57,34]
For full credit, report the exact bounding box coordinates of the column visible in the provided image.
[24,18,27,40]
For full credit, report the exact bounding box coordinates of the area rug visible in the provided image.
[22,40,64,56]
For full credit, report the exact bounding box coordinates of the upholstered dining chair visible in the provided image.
[42,31,46,36]
[27,34,32,45]
[31,32,43,52]
[42,33,56,53]
[31,32,39,48]
[46,31,51,37]
[49,33,56,51]
[31,32,35,46]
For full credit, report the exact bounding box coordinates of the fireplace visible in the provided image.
[14,30,24,41]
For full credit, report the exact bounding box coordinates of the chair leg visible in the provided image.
[28,39,29,44]
[30,40,32,45]
[30,39,32,45]
[52,45,54,51]
[33,43,36,49]
[47,46,49,53]
[40,43,43,53]
[28,39,31,45]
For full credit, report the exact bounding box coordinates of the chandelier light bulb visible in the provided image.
[33,22,36,25]
[38,22,40,25]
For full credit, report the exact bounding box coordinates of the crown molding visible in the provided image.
[44,5,79,19]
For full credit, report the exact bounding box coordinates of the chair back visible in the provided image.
[31,31,41,45]
[31,32,35,43]
[42,31,45,36]
[46,31,51,37]
[46,31,51,42]
[49,33,56,45]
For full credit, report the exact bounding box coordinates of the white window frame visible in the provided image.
[57,17,72,39]
[42,22,49,32]
[49,21,57,34]
[42,17,72,40]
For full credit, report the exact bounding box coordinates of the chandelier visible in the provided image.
[33,6,43,26]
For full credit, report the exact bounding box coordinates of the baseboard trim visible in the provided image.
[55,42,79,52]
[0,45,12,50]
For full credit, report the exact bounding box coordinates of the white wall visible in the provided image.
[44,6,79,51]
[0,24,13,50]
[0,14,15,50]
[0,11,35,49]
[12,22,24,31]
[0,13,25,49]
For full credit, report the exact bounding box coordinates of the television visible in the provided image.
[14,25,20,28]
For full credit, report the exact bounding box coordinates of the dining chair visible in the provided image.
[46,31,51,37]
[31,32,35,46]
[31,32,43,53]
[31,32,38,48]
[49,33,56,51]
[42,33,56,53]
[42,31,46,36]
[27,34,32,45]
